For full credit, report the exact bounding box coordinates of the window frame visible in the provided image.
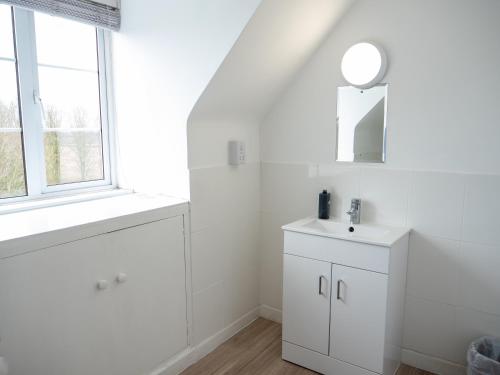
[1,6,115,204]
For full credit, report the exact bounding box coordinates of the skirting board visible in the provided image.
[150,307,260,375]
[259,304,282,323]
[401,349,465,375]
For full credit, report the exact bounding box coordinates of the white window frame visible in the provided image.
[1,6,115,204]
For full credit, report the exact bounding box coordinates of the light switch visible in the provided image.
[228,141,246,165]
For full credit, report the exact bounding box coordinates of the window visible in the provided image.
[0,5,25,199]
[0,5,113,202]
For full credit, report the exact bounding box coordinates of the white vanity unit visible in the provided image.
[282,218,410,375]
[0,194,191,375]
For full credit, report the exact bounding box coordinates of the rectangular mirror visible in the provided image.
[336,84,387,163]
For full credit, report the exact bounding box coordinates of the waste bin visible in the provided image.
[468,336,500,375]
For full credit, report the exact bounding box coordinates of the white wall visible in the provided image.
[260,0,500,373]
[112,0,261,198]
[186,0,354,346]
[262,0,500,173]
[189,118,261,345]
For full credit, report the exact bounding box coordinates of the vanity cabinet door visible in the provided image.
[108,217,188,375]
[282,254,332,355]
[0,236,115,375]
[330,264,388,373]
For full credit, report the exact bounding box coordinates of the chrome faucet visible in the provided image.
[346,198,361,225]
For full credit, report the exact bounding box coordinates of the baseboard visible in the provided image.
[191,307,259,362]
[149,347,196,375]
[401,349,466,375]
[259,304,282,323]
[150,307,260,375]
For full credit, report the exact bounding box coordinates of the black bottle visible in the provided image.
[318,190,330,219]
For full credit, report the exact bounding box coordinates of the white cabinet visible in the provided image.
[0,235,114,375]
[282,229,409,375]
[330,264,388,373]
[108,217,187,375]
[0,216,187,375]
[283,254,331,355]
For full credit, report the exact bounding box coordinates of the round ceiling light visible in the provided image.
[341,42,387,89]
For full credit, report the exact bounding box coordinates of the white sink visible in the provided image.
[282,217,409,246]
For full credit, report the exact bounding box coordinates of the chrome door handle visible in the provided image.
[337,279,345,301]
[318,275,327,296]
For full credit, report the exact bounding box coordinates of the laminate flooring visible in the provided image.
[180,318,435,375]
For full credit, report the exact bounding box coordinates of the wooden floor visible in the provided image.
[181,318,434,375]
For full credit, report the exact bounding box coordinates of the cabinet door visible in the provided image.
[282,254,331,355]
[108,217,188,375]
[330,264,388,373]
[0,236,114,375]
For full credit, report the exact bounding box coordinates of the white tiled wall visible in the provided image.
[189,163,260,344]
[257,0,500,372]
[406,234,459,306]
[185,0,500,371]
[259,162,500,369]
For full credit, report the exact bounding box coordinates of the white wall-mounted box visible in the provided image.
[228,140,246,165]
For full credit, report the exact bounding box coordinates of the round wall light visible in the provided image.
[341,42,387,89]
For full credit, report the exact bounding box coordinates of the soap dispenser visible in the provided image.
[318,190,331,220]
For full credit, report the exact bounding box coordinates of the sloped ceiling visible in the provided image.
[189,0,356,122]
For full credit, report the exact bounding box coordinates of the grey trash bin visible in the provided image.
[468,336,500,375]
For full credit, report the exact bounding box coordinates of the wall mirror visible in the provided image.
[336,85,387,163]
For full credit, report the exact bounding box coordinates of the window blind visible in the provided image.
[0,0,120,30]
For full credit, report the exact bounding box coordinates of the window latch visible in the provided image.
[33,89,46,126]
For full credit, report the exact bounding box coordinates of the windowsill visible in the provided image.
[0,192,189,259]
[0,188,131,215]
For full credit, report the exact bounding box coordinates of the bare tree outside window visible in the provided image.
[44,105,62,185]
[44,106,103,186]
[0,99,26,198]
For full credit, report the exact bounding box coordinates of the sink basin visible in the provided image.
[282,217,409,246]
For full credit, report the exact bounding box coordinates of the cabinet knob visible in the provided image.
[116,273,128,284]
[96,280,109,290]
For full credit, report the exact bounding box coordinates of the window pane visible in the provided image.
[35,13,105,186]
[0,132,26,198]
[39,67,101,129]
[0,60,20,128]
[44,130,104,185]
[39,68,104,185]
[34,12,98,71]
[0,34,27,198]
[0,5,14,59]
